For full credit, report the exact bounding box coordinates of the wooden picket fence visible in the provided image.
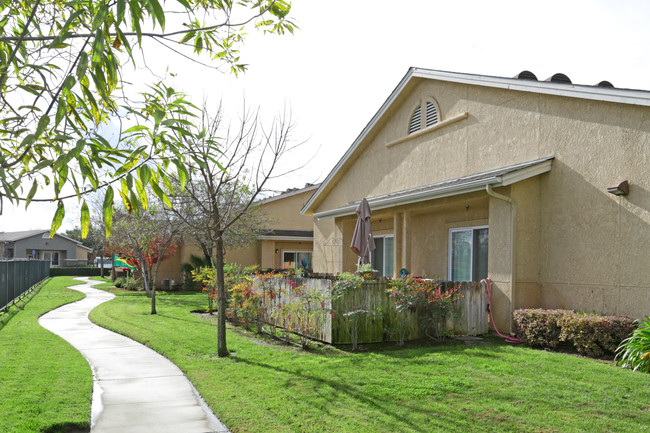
[251,277,488,345]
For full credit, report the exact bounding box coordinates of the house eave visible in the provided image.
[314,157,553,219]
[257,236,314,242]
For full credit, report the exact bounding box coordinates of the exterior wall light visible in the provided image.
[607,180,629,196]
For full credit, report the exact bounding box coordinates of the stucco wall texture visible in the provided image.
[311,77,650,330]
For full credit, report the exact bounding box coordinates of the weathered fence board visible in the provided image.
[252,277,488,345]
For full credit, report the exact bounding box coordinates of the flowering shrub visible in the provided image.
[387,275,463,340]
[616,316,650,373]
[331,272,363,299]
[513,309,636,357]
[191,266,218,312]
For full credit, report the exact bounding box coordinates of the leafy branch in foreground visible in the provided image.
[0,0,295,237]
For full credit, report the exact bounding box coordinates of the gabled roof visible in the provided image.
[0,229,92,250]
[259,183,320,205]
[314,157,554,219]
[302,67,650,215]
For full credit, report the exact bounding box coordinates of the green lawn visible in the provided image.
[0,277,92,433]
[89,288,650,433]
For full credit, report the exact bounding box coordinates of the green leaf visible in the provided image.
[91,29,105,66]
[92,5,109,32]
[50,201,65,238]
[147,0,165,30]
[76,52,88,80]
[103,187,114,238]
[151,180,172,208]
[35,115,50,138]
[116,0,126,24]
[80,200,90,239]
[135,178,148,210]
[175,160,188,190]
[25,179,38,208]
[138,164,152,187]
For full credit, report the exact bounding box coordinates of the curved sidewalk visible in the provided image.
[39,277,228,433]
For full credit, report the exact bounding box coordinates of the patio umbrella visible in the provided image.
[350,198,375,265]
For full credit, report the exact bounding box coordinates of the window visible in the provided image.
[448,226,488,281]
[283,251,313,270]
[372,235,394,278]
[408,99,439,134]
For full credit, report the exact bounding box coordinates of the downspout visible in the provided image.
[485,184,516,335]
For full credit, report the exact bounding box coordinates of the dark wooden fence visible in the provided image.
[0,260,50,312]
[252,277,488,345]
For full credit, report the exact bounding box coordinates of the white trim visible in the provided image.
[411,68,650,107]
[257,235,313,242]
[387,111,468,148]
[448,225,488,281]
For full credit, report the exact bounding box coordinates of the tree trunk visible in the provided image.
[151,286,157,315]
[216,233,228,357]
[200,242,213,267]
[100,246,105,278]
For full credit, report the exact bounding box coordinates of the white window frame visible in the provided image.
[371,234,395,277]
[448,225,488,281]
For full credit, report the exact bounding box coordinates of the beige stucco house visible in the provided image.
[301,68,650,332]
[154,184,318,287]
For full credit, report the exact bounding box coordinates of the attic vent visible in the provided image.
[514,70,538,81]
[596,80,614,88]
[545,73,572,84]
[409,106,422,134]
[425,101,439,127]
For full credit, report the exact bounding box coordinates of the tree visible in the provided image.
[110,203,182,314]
[0,0,295,238]
[170,104,302,356]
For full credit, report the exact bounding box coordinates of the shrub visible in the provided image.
[616,316,650,373]
[513,309,569,349]
[122,277,144,291]
[387,275,463,341]
[49,267,101,277]
[113,277,126,288]
[559,314,636,357]
[513,309,636,357]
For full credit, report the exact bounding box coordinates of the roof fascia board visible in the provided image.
[412,69,650,107]
[315,178,500,219]
[301,68,417,215]
[260,184,320,205]
[315,157,554,219]
[257,236,314,241]
[500,158,553,186]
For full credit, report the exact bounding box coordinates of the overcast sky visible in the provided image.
[3,0,650,232]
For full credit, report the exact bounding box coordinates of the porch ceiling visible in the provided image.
[314,156,553,219]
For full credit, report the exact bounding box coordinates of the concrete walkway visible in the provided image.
[39,277,229,433]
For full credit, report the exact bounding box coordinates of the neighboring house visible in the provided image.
[301,67,650,332]
[154,183,318,287]
[0,230,91,266]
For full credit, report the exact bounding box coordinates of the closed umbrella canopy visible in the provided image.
[350,198,375,265]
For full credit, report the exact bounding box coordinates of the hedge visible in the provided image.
[49,267,103,277]
[513,309,637,357]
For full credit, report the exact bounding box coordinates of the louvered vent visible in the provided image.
[425,102,439,127]
[409,106,422,134]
